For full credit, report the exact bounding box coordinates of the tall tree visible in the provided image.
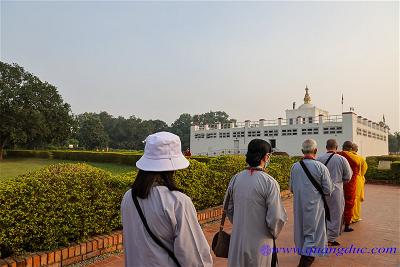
[76,113,109,149]
[0,62,73,159]
[170,113,192,150]
[389,132,400,153]
[192,111,234,125]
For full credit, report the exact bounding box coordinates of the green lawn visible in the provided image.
[0,158,136,181]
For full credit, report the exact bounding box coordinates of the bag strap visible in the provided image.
[271,237,278,267]
[324,153,335,166]
[131,189,181,267]
[299,161,331,221]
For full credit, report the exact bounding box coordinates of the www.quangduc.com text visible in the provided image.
[259,244,398,257]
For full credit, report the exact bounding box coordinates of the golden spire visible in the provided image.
[304,85,311,104]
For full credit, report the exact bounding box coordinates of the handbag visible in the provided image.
[212,175,237,258]
[131,189,181,267]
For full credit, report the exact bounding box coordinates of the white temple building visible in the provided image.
[190,87,389,157]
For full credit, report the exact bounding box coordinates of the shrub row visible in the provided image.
[365,156,400,182]
[5,150,143,165]
[0,155,294,257]
[0,164,134,258]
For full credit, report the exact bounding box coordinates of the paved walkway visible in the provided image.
[87,184,399,267]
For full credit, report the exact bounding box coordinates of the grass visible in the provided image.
[0,158,136,181]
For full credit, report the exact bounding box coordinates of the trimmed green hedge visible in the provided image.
[0,164,136,257]
[365,156,400,182]
[0,155,294,257]
[5,150,142,165]
[5,150,52,159]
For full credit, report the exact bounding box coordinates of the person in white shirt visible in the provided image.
[121,132,213,267]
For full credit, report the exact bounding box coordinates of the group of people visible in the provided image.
[290,138,367,267]
[120,131,367,267]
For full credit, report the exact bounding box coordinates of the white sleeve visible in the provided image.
[223,176,236,223]
[173,196,213,267]
[265,180,288,238]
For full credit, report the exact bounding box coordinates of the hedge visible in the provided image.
[5,150,143,165]
[4,150,52,159]
[365,156,400,182]
[0,164,136,258]
[0,155,294,257]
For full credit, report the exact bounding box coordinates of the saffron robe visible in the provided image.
[121,187,213,267]
[224,170,288,267]
[338,151,362,225]
[352,153,368,222]
[290,159,334,256]
[317,153,352,241]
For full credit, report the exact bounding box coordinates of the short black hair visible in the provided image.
[246,139,272,167]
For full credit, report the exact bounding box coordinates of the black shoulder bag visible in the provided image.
[299,161,331,221]
[131,189,181,267]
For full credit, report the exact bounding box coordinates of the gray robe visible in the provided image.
[290,159,334,256]
[317,153,352,241]
[121,187,213,267]
[224,170,288,267]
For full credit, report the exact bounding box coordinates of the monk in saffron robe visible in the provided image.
[351,143,368,223]
[338,141,362,232]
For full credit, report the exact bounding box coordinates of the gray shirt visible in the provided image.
[224,169,288,267]
[290,159,334,256]
[121,187,213,267]
[317,152,352,184]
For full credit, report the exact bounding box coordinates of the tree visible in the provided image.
[170,113,192,150]
[76,113,109,149]
[0,62,73,159]
[192,111,233,125]
[171,111,236,151]
[389,132,400,153]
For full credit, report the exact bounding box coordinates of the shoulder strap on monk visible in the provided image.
[131,189,181,267]
[271,236,278,267]
[324,153,335,166]
[299,160,331,221]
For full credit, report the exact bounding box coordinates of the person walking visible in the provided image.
[317,139,352,246]
[121,132,213,267]
[290,139,334,267]
[338,141,362,232]
[224,139,288,267]
[350,143,368,223]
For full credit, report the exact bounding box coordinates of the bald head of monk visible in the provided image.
[326,139,338,151]
[342,141,353,151]
[352,143,359,152]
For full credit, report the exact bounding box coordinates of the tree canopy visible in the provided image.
[0,61,73,159]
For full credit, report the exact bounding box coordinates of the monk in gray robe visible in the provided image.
[224,139,288,267]
[290,139,334,267]
[317,139,352,246]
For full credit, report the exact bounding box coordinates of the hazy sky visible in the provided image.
[1,1,399,130]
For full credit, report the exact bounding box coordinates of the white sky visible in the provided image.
[1,1,399,130]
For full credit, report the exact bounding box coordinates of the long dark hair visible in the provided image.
[246,139,272,167]
[131,170,180,199]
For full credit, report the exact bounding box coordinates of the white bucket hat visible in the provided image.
[136,132,190,171]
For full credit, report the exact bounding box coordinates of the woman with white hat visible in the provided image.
[121,132,213,267]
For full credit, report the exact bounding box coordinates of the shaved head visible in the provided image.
[352,143,358,152]
[342,141,353,151]
[326,139,338,151]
